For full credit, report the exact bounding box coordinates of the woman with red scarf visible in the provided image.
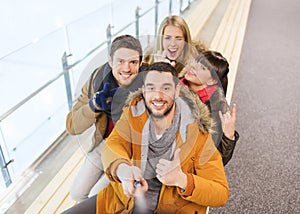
[180,51,239,166]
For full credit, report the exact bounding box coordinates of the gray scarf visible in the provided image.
[142,105,180,212]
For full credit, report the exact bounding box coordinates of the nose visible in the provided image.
[153,90,164,99]
[170,37,176,46]
[122,61,130,72]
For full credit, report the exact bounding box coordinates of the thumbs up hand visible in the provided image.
[156,149,187,189]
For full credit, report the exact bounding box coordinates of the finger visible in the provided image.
[140,178,148,192]
[156,164,167,176]
[158,159,170,165]
[231,103,237,120]
[122,181,134,197]
[132,167,143,181]
[102,82,110,95]
[170,61,176,67]
[225,111,231,118]
[99,94,109,110]
[127,183,135,196]
[156,167,166,176]
[109,87,118,97]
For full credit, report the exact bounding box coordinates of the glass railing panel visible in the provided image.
[0,29,65,116]
[109,0,152,35]
[181,0,191,12]
[66,7,111,63]
[0,76,68,178]
[72,48,109,98]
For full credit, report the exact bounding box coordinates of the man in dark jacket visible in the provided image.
[66,35,145,201]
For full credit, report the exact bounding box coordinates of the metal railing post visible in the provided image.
[0,127,12,187]
[0,146,12,187]
[106,24,112,55]
[61,52,73,111]
[135,7,140,39]
[180,0,183,14]
[169,0,172,15]
[155,0,159,36]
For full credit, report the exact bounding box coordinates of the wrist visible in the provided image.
[116,163,129,180]
[177,172,187,190]
[224,132,235,140]
[89,99,101,112]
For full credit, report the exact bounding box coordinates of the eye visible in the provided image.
[146,86,154,91]
[163,87,170,91]
[118,59,125,64]
[176,37,183,41]
[201,65,207,71]
[130,60,139,65]
[164,35,171,40]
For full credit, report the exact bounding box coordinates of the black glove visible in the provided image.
[89,83,118,115]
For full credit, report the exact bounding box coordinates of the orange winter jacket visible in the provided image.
[98,87,229,214]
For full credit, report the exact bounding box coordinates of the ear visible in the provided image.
[108,57,113,67]
[142,85,145,96]
[175,84,180,98]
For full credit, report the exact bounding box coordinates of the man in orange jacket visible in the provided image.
[63,62,229,214]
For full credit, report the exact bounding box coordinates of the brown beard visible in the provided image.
[144,100,175,119]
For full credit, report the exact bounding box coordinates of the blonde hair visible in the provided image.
[144,15,207,73]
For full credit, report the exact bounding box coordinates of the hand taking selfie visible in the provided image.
[116,163,148,197]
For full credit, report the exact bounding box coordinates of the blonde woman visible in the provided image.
[144,15,207,75]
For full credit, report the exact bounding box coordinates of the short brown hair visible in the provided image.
[143,62,179,85]
[110,35,143,63]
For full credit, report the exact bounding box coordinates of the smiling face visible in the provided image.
[110,48,140,86]
[142,70,176,119]
[162,25,185,61]
[184,61,215,90]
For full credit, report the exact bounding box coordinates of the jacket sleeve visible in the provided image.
[66,74,102,135]
[101,107,133,182]
[218,130,240,166]
[182,133,229,207]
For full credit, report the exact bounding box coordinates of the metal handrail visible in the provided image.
[0,0,194,188]
[0,70,67,122]
[0,0,193,124]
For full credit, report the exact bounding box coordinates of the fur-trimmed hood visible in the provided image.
[125,86,212,133]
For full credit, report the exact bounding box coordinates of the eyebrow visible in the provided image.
[115,57,139,61]
[145,83,173,87]
[162,83,173,87]
[145,83,154,86]
[164,34,184,39]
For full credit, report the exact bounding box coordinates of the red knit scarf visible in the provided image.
[179,78,218,103]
